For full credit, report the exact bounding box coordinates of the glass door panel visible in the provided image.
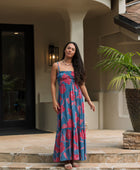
[2,31,26,121]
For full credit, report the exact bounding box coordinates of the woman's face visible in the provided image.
[64,43,76,58]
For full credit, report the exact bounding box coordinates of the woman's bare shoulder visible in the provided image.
[57,61,62,64]
[52,61,63,70]
[53,61,62,66]
[52,62,61,72]
[52,62,58,69]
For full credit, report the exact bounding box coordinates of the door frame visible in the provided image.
[0,24,35,129]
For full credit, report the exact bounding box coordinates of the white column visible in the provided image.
[67,10,88,128]
[68,10,86,61]
[119,0,126,14]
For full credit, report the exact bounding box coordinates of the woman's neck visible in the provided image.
[63,57,72,63]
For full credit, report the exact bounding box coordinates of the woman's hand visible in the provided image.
[87,100,95,112]
[53,101,60,113]
[80,84,95,112]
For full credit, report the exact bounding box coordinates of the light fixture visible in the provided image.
[14,32,19,35]
[48,45,59,66]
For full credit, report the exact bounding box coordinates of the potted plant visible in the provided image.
[97,46,140,132]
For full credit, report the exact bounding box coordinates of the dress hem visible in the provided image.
[53,157,87,163]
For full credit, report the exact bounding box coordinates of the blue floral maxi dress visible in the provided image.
[53,62,87,162]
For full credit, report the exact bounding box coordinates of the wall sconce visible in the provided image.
[48,45,59,66]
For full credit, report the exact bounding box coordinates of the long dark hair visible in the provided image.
[62,42,85,86]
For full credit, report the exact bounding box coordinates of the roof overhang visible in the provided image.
[114,14,140,34]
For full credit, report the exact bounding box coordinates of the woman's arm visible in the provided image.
[51,63,60,112]
[80,83,95,112]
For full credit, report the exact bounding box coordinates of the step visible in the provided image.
[0,162,140,169]
[0,152,140,164]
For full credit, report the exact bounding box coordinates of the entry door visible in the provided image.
[0,24,35,129]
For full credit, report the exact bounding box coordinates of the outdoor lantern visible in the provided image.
[48,45,59,66]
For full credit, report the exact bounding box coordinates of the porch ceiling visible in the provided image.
[0,0,111,19]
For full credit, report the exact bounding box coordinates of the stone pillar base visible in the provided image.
[123,130,140,149]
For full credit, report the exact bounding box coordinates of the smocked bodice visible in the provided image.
[57,71,75,86]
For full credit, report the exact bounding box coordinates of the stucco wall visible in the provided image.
[84,6,140,130]
[84,17,100,101]
[34,14,67,129]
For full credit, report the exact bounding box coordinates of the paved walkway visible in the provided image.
[0,129,139,154]
[0,130,140,169]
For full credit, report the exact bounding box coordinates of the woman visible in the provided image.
[51,42,95,170]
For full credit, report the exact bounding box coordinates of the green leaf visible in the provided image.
[96,46,140,90]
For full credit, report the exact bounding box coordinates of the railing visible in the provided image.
[126,0,140,7]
